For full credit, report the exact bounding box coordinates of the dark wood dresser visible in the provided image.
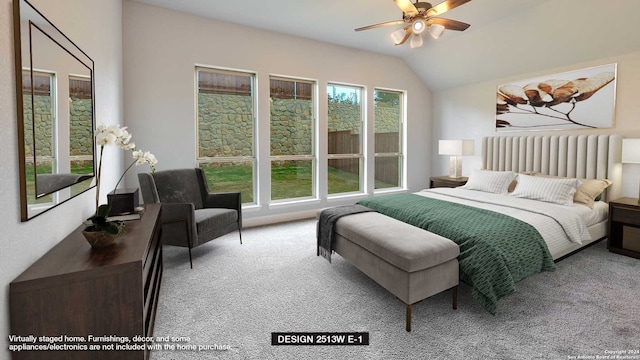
[10,203,162,360]
[608,197,640,259]
[429,176,468,188]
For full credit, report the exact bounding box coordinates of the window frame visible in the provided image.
[195,66,258,205]
[326,82,365,197]
[269,75,317,202]
[373,87,405,191]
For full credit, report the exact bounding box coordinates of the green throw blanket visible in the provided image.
[357,193,555,315]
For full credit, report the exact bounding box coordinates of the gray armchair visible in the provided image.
[138,168,242,268]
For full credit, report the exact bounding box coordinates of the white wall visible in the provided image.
[0,0,122,358]
[432,52,640,198]
[122,1,432,226]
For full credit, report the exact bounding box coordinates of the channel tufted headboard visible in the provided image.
[482,134,623,201]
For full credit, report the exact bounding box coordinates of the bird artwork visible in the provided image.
[496,65,616,131]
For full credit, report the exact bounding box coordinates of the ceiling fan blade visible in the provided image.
[355,19,406,32]
[428,17,470,31]
[394,0,419,16]
[427,0,471,16]
[395,26,413,45]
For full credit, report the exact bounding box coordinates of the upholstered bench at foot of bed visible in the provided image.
[322,212,460,332]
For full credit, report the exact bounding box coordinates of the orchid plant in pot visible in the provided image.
[83,124,157,248]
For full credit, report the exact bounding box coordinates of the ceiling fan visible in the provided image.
[355,0,472,48]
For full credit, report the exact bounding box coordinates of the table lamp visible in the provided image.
[622,138,640,202]
[438,140,474,178]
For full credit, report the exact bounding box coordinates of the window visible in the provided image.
[67,75,95,198]
[196,67,256,204]
[374,89,404,189]
[68,76,94,178]
[327,84,364,195]
[23,71,55,204]
[270,77,316,201]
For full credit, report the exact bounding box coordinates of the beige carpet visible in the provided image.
[151,219,640,360]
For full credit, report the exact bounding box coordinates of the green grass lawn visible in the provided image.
[271,161,314,200]
[25,162,94,204]
[24,161,395,206]
[201,162,396,203]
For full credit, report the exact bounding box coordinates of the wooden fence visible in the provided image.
[197,71,313,100]
[69,78,92,99]
[23,73,50,96]
[328,130,400,186]
[198,71,252,96]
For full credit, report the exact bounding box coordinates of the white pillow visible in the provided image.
[460,170,516,194]
[510,174,581,206]
[529,173,612,208]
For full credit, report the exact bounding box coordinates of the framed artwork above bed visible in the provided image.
[496,63,617,132]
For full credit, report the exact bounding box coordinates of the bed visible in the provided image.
[482,134,622,258]
[356,134,622,314]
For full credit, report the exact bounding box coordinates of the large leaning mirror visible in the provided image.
[13,0,96,221]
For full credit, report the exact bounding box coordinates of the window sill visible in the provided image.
[327,192,369,202]
[373,187,408,195]
[268,197,321,209]
[241,204,262,212]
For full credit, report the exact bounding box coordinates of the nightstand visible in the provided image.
[430,176,468,188]
[608,197,640,259]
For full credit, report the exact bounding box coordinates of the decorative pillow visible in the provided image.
[574,179,612,208]
[508,171,538,192]
[460,170,516,194]
[510,174,581,206]
[531,174,612,208]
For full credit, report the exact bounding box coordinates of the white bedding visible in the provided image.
[417,188,606,258]
[574,200,608,227]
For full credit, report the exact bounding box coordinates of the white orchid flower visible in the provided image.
[96,132,116,146]
[106,124,124,138]
[122,142,136,151]
[94,123,158,214]
[144,151,158,166]
[132,150,145,165]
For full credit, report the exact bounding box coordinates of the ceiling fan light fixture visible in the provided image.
[390,28,406,44]
[356,0,471,48]
[429,24,445,39]
[411,20,426,34]
[410,34,423,48]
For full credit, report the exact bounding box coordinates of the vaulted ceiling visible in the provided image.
[131,0,640,91]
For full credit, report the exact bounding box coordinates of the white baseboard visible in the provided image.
[243,209,317,228]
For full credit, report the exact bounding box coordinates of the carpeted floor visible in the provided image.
[151,219,640,360]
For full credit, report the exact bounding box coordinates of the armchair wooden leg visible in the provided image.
[452,285,458,310]
[183,220,193,269]
[238,228,243,245]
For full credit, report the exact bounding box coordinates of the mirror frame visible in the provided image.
[13,0,96,221]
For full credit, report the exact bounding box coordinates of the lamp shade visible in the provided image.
[439,140,475,156]
[391,28,406,44]
[622,139,640,164]
[429,24,445,39]
[409,34,423,48]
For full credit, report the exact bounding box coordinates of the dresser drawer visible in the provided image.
[611,206,640,227]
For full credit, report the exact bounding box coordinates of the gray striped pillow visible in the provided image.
[459,170,516,194]
[510,174,581,206]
